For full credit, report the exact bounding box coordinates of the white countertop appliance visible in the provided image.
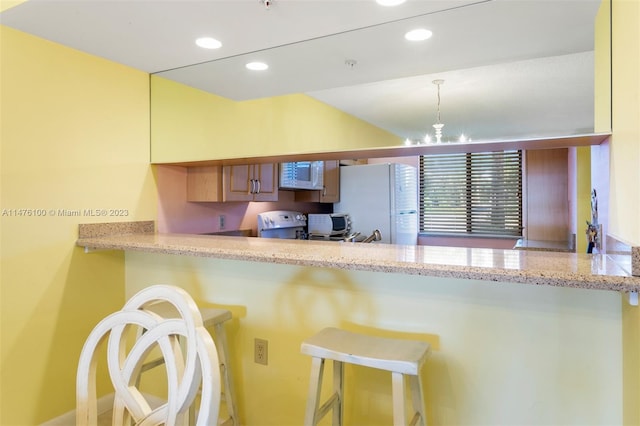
[279,161,324,190]
[307,213,351,239]
[257,210,307,239]
[333,163,418,245]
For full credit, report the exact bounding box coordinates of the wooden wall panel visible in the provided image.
[525,149,569,241]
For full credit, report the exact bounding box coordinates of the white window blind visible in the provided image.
[419,150,523,236]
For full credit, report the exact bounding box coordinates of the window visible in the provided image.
[419,150,523,237]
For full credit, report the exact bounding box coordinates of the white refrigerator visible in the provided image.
[333,163,418,245]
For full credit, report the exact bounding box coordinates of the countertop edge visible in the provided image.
[76,232,640,293]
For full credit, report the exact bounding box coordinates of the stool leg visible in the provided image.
[305,357,325,426]
[408,375,427,426]
[391,372,407,426]
[213,322,239,426]
[332,360,344,426]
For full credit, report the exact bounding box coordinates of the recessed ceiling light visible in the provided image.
[404,28,433,41]
[195,37,222,49]
[376,0,406,6]
[246,62,269,71]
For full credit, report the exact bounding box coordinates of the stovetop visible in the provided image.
[257,210,306,238]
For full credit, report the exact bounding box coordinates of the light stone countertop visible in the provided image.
[513,238,574,252]
[76,230,640,293]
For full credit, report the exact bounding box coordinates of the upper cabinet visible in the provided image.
[186,163,278,202]
[224,163,278,202]
[187,166,223,202]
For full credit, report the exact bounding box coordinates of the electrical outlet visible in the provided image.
[254,338,268,365]
[219,215,226,229]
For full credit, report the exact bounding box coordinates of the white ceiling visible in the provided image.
[0,0,604,142]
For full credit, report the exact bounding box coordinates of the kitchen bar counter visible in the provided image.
[76,222,640,293]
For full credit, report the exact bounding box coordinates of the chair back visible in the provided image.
[76,285,221,425]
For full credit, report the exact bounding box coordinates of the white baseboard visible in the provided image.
[41,393,171,425]
[40,393,115,426]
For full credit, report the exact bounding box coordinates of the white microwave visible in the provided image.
[279,161,324,190]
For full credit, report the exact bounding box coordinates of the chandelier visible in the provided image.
[432,79,445,143]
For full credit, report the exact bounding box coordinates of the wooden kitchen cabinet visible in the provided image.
[186,163,277,202]
[223,163,278,202]
[525,149,569,242]
[187,166,223,202]
[294,160,340,203]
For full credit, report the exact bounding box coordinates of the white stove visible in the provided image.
[257,210,307,239]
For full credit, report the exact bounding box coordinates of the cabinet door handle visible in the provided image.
[256,179,261,194]
[322,186,327,196]
[249,179,256,194]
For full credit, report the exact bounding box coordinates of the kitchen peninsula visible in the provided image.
[77,221,640,293]
[75,220,634,424]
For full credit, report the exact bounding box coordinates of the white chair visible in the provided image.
[301,327,431,426]
[138,303,239,426]
[76,284,221,426]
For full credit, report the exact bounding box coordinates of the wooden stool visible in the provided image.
[301,327,430,426]
[140,304,240,426]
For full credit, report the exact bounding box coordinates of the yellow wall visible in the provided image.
[126,252,622,425]
[576,146,592,254]
[0,0,26,13]
[581,0,610,255]
[612,1,640,425]
[150,76,402,163]
[595,0,612,134]
[0,26,156,424]
[610,0,640,245]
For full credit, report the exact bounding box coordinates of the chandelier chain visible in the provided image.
[431,79,445,143]
[436,83,441,124]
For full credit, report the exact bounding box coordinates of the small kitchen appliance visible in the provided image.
[279,161,324,190]
[307,213,351,239]
[257,210,307,239]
